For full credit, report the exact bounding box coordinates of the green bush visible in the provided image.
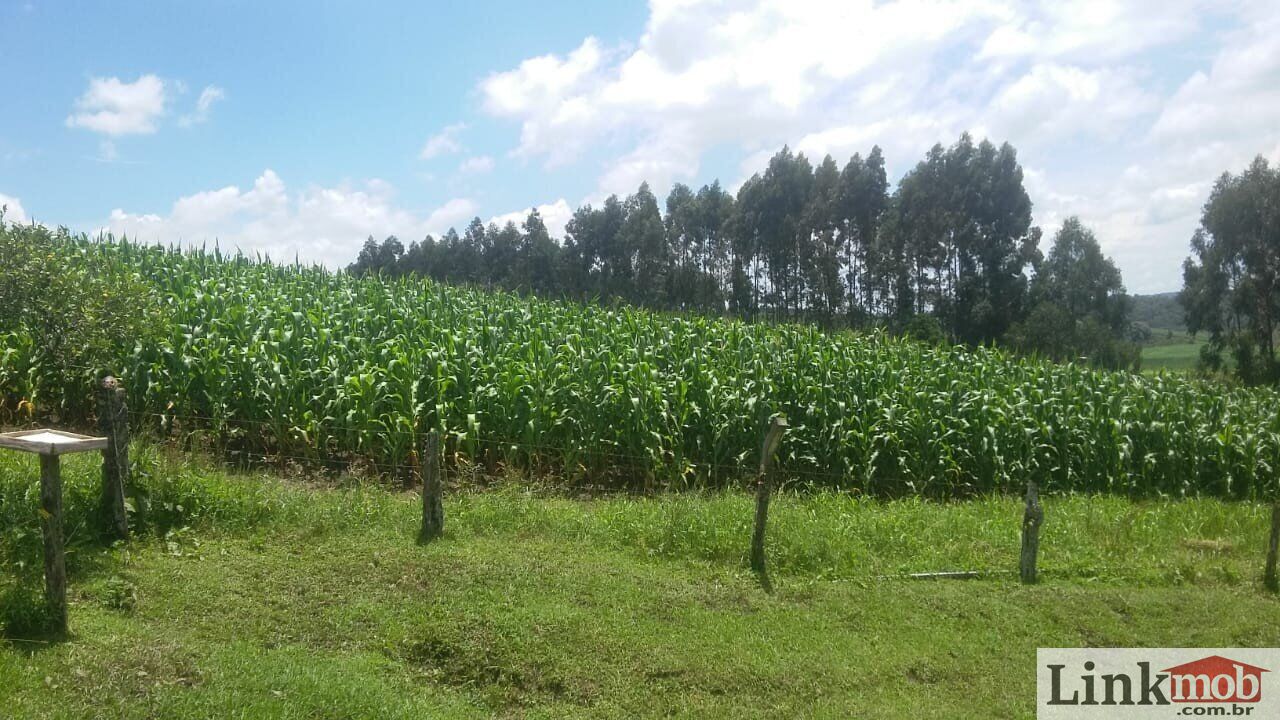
[899,314,946,345]
[0,215,165,419]
[1007,301,1140,371]
[0,580,58,638]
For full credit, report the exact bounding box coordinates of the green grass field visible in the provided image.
[1140,329,1205,373]
[1142,342,1202,372]
[2,447,1278,718]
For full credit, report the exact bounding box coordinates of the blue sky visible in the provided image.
[2,0,1278,293]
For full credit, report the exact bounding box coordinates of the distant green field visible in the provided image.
[1141,337,1203,372]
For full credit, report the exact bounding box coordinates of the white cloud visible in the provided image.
[480,0,1010,201]
[424,197,479,234]
[591,132,701,203]
[487,198,573,240]
[100,171,473,264]
[481,38,604,118]
[458,155,495,174]
[1149,17,1280,152]
[419,123,466,159]
[1024,11,1280,293]
[985,64,1156,142]
[66,75,167,136]
[0,192,29,225]
[480,0,1280,292]
[785,114,963,185]
[976,0,1204,63]
[179,85,226,127]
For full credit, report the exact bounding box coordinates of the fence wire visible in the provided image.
[4,363,858,485]
[115,408,854,485]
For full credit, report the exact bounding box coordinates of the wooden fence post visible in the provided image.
[97,376,130,540]
[40,454,67,633]
[750,415,788,592]
[1265,502,1279,593]
[1020,479,1043,585]
[419,430,444,542]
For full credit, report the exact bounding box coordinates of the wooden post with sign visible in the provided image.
[0,429,109,634]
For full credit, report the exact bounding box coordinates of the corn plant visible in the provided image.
[2,235,1278,499]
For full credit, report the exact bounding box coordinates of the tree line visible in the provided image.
[351,134,1137,368]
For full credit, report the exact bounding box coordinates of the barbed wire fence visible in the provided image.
[2,370,1278,591]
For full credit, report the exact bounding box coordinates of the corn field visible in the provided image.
[3,237,1279,498]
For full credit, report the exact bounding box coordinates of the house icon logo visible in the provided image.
[1038,648,1280,718]
[1162,655,1268,704]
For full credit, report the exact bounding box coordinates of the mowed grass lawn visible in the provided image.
[1142,341,1204,372]
[1140,329,1206,373]
[1,447,1278,719]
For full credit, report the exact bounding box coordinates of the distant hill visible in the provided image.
[1130,292,1185,330]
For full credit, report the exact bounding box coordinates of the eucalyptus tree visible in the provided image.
[458,217,487,284]
[562,204,601,300]
[886,134,1034,343]
[664,183,702,310]
[1033,217,1127,332]
[512,209,559,295]
[1009,218,1135,369]
[886,143,949,319]
[836,147,888,322]
[1182,156,1280,384]
[961,139,1036,345]
[730,174,765,318]
[485,221,521,289]
[622,183,669,308]
[593,195,631,301]
[693,181,735,308]
[736,147,814,318]
[804,155,844,324]
[436,228,463,283]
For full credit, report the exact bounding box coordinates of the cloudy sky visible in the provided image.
[2,0,1278,292]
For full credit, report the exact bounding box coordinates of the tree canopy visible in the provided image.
[1181,156,1280,384]
[1008,217,1137,369]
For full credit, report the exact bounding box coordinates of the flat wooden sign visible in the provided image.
[0,429,109,456]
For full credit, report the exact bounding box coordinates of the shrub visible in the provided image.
[0,215,165,418]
